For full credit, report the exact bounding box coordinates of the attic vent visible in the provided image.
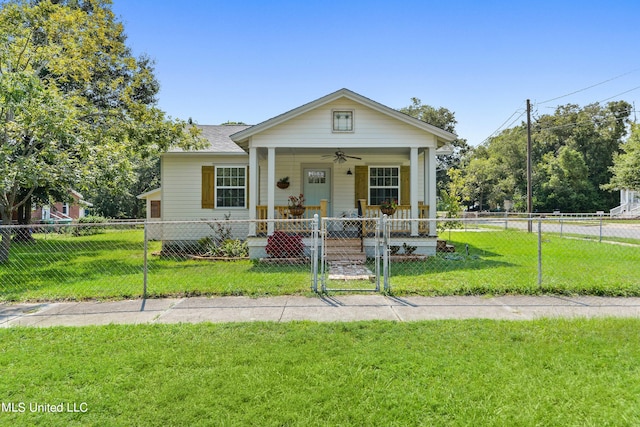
[332,110,353,132]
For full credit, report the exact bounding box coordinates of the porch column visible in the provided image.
[423,149,429,211]
[267,147,275,235]
[248,147,258,236]
[428,147,437,236]
[410,147,419,236]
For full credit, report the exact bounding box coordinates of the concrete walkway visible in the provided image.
[2,295,640,327]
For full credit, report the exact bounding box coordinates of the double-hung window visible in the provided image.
[369,167,399,205]
[216,166,246,208]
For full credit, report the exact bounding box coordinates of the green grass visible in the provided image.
[1,228,639,301]
[0,230,310,301]
[1,319,639,426]
[389,229,640,296]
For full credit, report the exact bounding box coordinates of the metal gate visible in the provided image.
[317,217,384,293]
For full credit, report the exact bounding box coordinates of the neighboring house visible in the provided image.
[147,88,457,257]
[137,187,162,221]
[31,189,92,222]
[137,187,162,239]
[611,189,640,217]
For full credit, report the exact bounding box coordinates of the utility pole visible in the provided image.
[527,99,533,233]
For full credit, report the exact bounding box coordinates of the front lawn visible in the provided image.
[1,227,639,301]
[390,229,640,296]
[1,319,639,426]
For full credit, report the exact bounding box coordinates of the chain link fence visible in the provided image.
[385,217,640,296]
[0,217,639,301]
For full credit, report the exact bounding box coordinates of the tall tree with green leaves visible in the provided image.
[0,0,201,262]
[399,98,470,192]
[465,125,528,211]
[603,123,640,193]
[537,146,597,212]
[534,101,631,209]
[463,102,631,212]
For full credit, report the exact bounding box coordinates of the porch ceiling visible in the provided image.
[267,147,415,156]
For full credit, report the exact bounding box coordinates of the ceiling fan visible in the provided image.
[322,150,362,164]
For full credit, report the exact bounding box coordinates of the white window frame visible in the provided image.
[215,166,247,209]
[332,109,354,133]
[368,166,400,205]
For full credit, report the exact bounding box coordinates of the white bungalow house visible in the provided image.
[145,88,457,257]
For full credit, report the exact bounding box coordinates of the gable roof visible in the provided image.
[230,88,457,149]
[136,187,161,200]
[168,124,250,154]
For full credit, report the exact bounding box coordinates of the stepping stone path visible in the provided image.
[327,261,374,281]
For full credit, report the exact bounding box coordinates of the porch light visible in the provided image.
[347,168,353,175]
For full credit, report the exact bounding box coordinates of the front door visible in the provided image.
[303,167,331,216]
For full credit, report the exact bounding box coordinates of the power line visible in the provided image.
[533,111,630,133]
[597,85,640,103]
[538,68,640,105]
[477,105,526,145]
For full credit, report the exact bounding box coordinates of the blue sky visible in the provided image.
[112,0,640,146]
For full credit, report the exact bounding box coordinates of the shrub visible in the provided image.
[403,243,417,255]
[73,215,108,236]
[201,238,248,258]
[265,231,304,258]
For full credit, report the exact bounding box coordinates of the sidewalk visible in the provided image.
[2,295,640,327]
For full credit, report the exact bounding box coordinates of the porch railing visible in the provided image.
[254,200,430,235]
[611,202,640,217]
[358,199,430,235]
[255,200,328,234]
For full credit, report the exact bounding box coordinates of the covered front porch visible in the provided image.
[246,145,440,237]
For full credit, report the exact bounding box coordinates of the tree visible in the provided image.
[537,146,596,212]
[0,0,202,263]
[440,168,465,216]
[534,101,631,209]
[463,157,494,210]
[90,156,160,218]
[438,168,465,231]
[399,98,471,193]
[464,125,528,211]
[603,123,640,192]
[462,101,632,212]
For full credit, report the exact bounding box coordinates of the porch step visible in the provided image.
[324,238,366,263]
[325,253,366,262]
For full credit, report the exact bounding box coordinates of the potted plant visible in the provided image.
[288,193,306,217]
[277,177,290,189]
[379,199,398,216]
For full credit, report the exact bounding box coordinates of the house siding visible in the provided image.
[251,99,437,149]
[162,152,426,224]
[162,154,250,221]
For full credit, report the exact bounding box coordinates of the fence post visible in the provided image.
[382,215,390,293]
[320,217,327,293]
[599,216,603,242]
[311,214,319,293]
[143,222,148,298]
[374,217,381,292]
[537,218,542,287]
